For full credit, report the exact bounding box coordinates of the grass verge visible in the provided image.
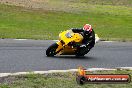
[0,69,132,88]
[0,1,132,40]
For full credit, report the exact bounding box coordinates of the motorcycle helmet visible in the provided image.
[83,24,92,33]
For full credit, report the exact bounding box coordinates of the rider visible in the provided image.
[71,24,95,56]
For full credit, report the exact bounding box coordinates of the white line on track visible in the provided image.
[53,40,58,42]
[14,39,28,40]
[0,67,132,77]
[53,40,114,43]
[12,39,114,43]
[102,41,114,43]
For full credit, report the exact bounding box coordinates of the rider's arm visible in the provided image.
[83,29,95,48]
[71,28,84,33]
[72,29,95,48]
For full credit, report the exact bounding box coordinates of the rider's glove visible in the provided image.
[72,43,81,48]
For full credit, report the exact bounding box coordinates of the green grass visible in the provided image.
[0,70,132,88]
[0,1,132,40]
[61,0,132,6]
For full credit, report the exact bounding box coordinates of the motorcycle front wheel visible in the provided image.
[46,43,58,57]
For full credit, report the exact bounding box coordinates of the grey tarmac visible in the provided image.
[0,39,132,73]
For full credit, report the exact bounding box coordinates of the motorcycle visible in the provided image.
[46,30,98,57]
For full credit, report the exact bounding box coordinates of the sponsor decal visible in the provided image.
[76,67,131,85]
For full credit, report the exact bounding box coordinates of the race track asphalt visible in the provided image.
[0,39,132,73]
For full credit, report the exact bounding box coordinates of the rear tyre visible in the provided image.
[46,43,58,57]
[75,47,86,57]
[76,53,85,57]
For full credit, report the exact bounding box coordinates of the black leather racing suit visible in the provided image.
[71,28,95,56]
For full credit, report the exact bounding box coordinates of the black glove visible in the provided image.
[72,43,81,48]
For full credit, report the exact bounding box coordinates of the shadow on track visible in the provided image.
[47,55,97,60]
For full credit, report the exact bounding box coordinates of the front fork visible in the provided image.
[56,41,63,54]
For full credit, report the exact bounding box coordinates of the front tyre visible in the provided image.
[46,43,58,57]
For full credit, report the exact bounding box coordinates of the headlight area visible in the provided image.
[65,32,72,38]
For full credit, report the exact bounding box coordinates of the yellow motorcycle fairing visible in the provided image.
[56,30,83,55]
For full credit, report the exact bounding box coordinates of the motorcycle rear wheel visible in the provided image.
[46,43,58,57]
